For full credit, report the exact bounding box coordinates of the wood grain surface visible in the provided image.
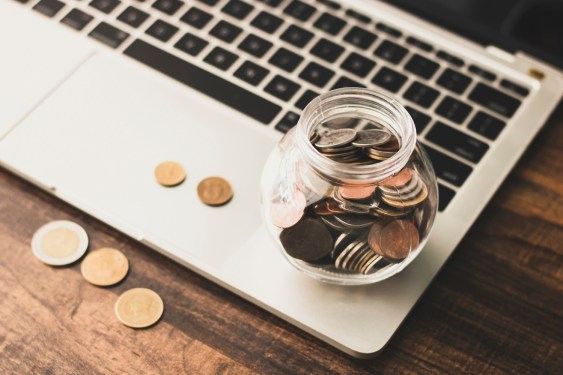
[1,105,561,374]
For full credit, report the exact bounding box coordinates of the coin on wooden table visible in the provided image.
[31,220,89,266]
[81,248,129,286]
[154,161,186,187]
[115,288,164,328]
[368,219,419,262]
[197,177,234,206]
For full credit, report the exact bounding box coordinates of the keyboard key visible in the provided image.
[404,54,440,79]
[345,9,371,24]
[268,48,303,72]
[403,81,439,108]
[436,50,464,67]
[435,96,472,124]
[204,46,238,70]
[375,22,401,38]
[280,25,314,48]
[341,53,375,78]
[343,26,377,49]
[124,40,281,124]
[284,0,315,21]
[421,143,473,187]
[316,0,340,10]
[313,13,347,35]
[467,111,506,140]
[221,0,253,20]
[234,61,269,86]
[310,38,344,63]
[405,106,431,133]
[61,9,94,30]
[436,68,472,94]
[145,20,178,42]
[34,0,65,17]
[275,111,300,133]
[331,76,365,89]
[299,62,334,88]
[374,40,408,65]
[406,36,433,52]
[295,89,319,110]
[180,7,213,29]
[152,0,183,15]
[117,6,149,28]
[210,20,242,43]
[174,33,208,56]
[437,183,455,211]
[468,65,496,81]
[89,0,120,14]
[238,34,272,58]
[371,66,407,93]
[265,75,300,101]
[88,22,129,48]
[251,11,283,33]
[426,122,489,163]
[257,0,283,8]
[468,83,521,118]
[500,79,529,97]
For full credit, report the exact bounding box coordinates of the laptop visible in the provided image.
[1,0,561,358]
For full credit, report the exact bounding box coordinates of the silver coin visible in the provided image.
[352,129,392,147]
[362,254,384,274]
[31,220,89,266]
[336,240,364,269]
[342,242,369,270]
[379,173,422,198]
[334,214,375,229]
[315,129,357,148]
[322,117,357,129]
[320,215,348,231]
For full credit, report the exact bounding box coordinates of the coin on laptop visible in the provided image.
[154,161,186,187]
[197,177,233,206]
[115,288,164,328]
[31,220,89,266]
[81,247,129,286]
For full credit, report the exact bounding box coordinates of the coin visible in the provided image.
[381,168,413,188]
[313,199,347,215]
[115,288,164,328]
[333,214,375,229]
[338,184,376,200]
[31,220,89,266]
[352,129,392,147]
[368,219,420,262]
[154,161,186,187]
[382,183,428,208]
[270,190,307,228]
[197,177,234,206]
[280,218,333,261]
[315,129,357,148]
[81,248,129,286]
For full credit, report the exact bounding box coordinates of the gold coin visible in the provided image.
[81,248,129,286]
[31,220,89,266]
[41,227,80,259]
[115,288,164,328]
[154,161,186,187]
[197,177,234,206]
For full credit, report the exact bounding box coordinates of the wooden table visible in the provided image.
[1,105,561,374]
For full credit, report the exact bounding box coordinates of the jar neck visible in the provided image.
[295,88,416,184]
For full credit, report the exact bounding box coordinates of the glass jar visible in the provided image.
[261,88,438,285]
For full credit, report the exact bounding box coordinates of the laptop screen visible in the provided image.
[383,0,563,70]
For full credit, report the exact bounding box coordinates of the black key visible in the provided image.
[468,83,521,118]
[275,111,300,133]
[238,34,272,58]
[89,0,120,14]
[375,22,401,38]
[264,75,300,101]
[500,79,529,97]
[372,66,407,93]
[180,7,213,29]
[310,38,344,63]
[284,0,315,21]
[343,26,377,49]
[152,0,183,15]
[435,96,472,124]
[13,0,31,3]
[88,22,129,48]
[61,9,94,30]
[467,111,506,140]
[146,19,178,42]
[174,33,208,56]
[404,54,440,79]
[234,61,269,86]
[117,6,149,28]
[421,143,473,187]
[374,40,408,65]
[124,40,281,124]
[437,183,455,211]
[251,11,283,34]
[436,68,472,94]
[280,25,313,48]
[345,9,371,24]
[468,65,496,81]
[299,62,334,88]
[341,53,375,78]
[268,48,303,72]
[198,0,219,5]
[313,13,347,35]
[331,76,365,89]
[436,50,464,67]
[34,0,65,17]
[257,0,283,8]
[221,0,253,20]
[209,20,242,43]
[295,90,319,110]
[406,36,432,52]
[405,106,431,133]
[426,122,489,163]
[204,46,238,70]
[316,0,340,10]
[403,81,440,108]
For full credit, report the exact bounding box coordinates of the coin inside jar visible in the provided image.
[270,190,307,229]
[197,177,234,206]
[368,219,419,262]
[81,247,129,286]
[154,161,186,187]
[279,218,333,262]
[351,129,391,147]
[115,288,164,328]
[315,129,357,149]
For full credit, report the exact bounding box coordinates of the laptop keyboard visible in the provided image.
[18,0,531,212]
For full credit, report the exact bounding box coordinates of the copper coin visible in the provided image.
[115,288,164,328]
[338,184,376,200]
[368,219,420,262]
[270,191,307,229]
[154,161,186,187]
[313,199,347,215]
[197,177,234,206]
[279,218,333,262]
[374,136,400,151]
[381,168,413,188]
[81,247,129,286]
